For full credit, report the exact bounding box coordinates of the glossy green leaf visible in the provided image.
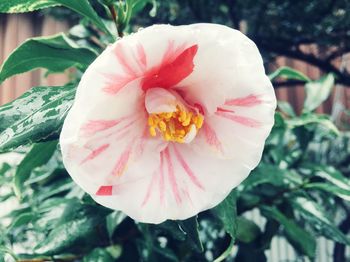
[0,85,76,152]
[83,248,114,262]
[291,196,350,245]
[0,0,110,36]
[261,206,316,258]
[269,66,311,82]
[106,211,127,238]
[304,74,335,112]
[307,165,350,191]
[277,101,296,117]
[13,141,57,198]
[236,217,261,244]
[286,114,339,135]
[212,190,237,239]
[0,246,17,261]
[34,203,108,255]
[8,212,33,230]
[242,164,302,190]
[0,33,97,84]
[305,183,350,201]
[178,216,203,252]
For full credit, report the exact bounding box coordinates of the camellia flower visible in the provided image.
[60,24,276,224]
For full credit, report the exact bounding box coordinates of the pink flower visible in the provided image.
[60,24,276,223]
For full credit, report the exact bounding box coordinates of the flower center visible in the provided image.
[148,105,204,143]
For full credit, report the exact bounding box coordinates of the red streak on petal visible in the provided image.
[102,74,134,95]
[81,144,110,165]
[164,147,181,204]
[137,44,147,69]
[112,144,132,177]
[203,123,222,151]
[114,43,137,77]
[142,44,198,91]
[225,94,262,107]
[159,151,165,204]
[141,173,157,207]
[172,146,204,190]
[134,126,149,158]
[216,111,261,128]
[96,185,113,196]
[81,119,121,136]
[216,107,235,113]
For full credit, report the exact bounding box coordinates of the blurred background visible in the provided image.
[0,0,349,126]
[0,1,350,261]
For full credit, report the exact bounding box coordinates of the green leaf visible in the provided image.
[0,0,111,37]
[83,248,114,262]
[269,66,311,82]
[211,190,237,262]
[212,190,237,239]
[305,183,350,201]
[0,85,75,152]
[13,141,57,198]
[236,217,261,244]
[34,203,108,255]
[0,33,97,84]
[106,211,127,238]
[8,212,33,230]
[291,196,350,245]
[0,246,17,261]
[242,164,302,190]
[304,74,335,112]
[178,216,203,252]
[277,101,296,117]
[307,165,350,191]
[286,114,339,135]
[261,206,316,258]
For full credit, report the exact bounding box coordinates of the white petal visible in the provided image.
[145,88,177,114]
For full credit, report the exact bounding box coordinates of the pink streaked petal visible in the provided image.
[225,94,262,107]
[216,107,235,113]
[102,73,135,95]
[134,126,150,158]
[137,44,147,69]
[96,185,113,196]
[141,172,157,207]
[159,151,165,204]
[164,147,181,204]
[216,111,261,128]
[172,145,204,190]
[81,144,110,165]
[114,42,138,77]
[81,119,123,136]
[202,123,222,151]
[111,143,133,177]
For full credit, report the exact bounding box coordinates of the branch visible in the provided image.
[256,39,350,86]
[272,79,308,88]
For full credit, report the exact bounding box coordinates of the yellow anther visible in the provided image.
[180,111,187,122]
[147,106,204,143]
[182,112,193,126]
[195,115,204,129]
[164,132,171,141]
[158,121,167,131]
[149,126,157,137]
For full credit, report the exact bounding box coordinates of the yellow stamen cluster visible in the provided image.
[148,106,204,143]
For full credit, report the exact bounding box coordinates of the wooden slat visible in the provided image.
[1,15,18,105]
[40,16,69,87]
[15,14,35,97]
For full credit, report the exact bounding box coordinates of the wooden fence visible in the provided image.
[0,13,350,262]
[0,13,349,115]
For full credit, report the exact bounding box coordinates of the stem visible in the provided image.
[108,4,122,38]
